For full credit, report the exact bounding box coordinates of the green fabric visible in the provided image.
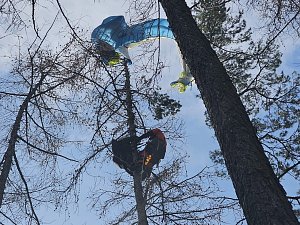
[170,71,193,93]
[107,52,121,66]
[170,81,187,93]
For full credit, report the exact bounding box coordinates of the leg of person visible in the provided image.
[141,163,153,180]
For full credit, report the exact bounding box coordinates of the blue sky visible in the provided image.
[0,0,299,224]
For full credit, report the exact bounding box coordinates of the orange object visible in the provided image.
[144,155,152,166]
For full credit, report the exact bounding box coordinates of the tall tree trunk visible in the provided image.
[124,62,149,225]
[0,73,47,207]
[159,0,299,224]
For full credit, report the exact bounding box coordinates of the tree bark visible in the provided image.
[159,0,299,224]
[124,62,149,225]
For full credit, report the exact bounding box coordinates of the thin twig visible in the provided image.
[17,135,79,162]
[13,153,40,225]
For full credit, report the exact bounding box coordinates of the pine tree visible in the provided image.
[160,0,299,224]
[193,2,300,211]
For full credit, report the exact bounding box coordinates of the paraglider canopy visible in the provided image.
[91,15,174,65]
[91,16,194,92]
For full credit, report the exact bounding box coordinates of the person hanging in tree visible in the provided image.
[111,128,167,179]
[137,128,167,179]
[112,137,136,176]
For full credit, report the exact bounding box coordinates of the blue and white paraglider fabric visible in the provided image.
[91,16,193,92]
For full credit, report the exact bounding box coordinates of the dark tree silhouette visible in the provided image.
[159,0,299,224]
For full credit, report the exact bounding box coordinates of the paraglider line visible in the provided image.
[154,1,162,77]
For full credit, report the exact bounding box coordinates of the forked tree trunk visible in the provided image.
[124,62,149,225]
[159,0,299,224]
